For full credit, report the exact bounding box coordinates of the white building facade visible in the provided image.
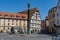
[30,12,41,33]
[55,0,60,33]
[0,12,27,33]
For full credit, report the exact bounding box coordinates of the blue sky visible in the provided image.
[0,0,58,20]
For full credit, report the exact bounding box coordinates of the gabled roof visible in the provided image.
[18,8,39,17]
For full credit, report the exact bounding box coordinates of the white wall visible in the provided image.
[0,19,27,27]
[30,12,41,31]
[55,1,60,26]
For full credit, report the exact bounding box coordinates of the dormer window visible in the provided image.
[16,16,20,19]
[0,14,2,17]
[10,15,15,18]
[4,15,8,18]
[22,16,26,18]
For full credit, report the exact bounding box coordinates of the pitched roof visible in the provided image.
[18,8,39,18]
[0,12,27,19]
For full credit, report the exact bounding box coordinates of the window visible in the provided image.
[16,16,20,19]
[0,14,2,17]
[22,16,26,18]
[35,24,37,26]
[4,15,8,18]
[53,14,55,17]
[31,20,34,22]
[32,24,34,26]
[50,11,52,13]
[57,20,59,24]
[8,19,10,22]
[57,13,58,16]
[12,20,14,22]
[10,15,15,18]
[8,23,9,25]
[32,16,34,18]
[58,6,60,8]
[52,9,54,12]
[12,23,14,25]
[24,23,25,26]
[16,20,18,22]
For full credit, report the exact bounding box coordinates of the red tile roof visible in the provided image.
[18,8,39,18]
[0,12,27,19]
[0,8,39,19]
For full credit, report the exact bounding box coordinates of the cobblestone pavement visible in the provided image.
[0,33,52,40]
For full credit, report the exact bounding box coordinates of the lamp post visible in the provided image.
[27,3,30,34]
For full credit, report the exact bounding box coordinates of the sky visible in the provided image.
[0,0,58,20]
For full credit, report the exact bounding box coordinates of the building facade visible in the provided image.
[30,12,41,33]
[0,8,41,33]
[55,0,60,33]
[41,16,49,33]
[41,20,46,30]
[46,16,49,27]
[19,8,41,33]
[48,7,57,33]
[0,12,27,32]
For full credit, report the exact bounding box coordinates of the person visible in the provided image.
[11,27,15,34]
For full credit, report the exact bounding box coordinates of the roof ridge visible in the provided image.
[18,8,39,13]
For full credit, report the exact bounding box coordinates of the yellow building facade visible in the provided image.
[48,7,57,33]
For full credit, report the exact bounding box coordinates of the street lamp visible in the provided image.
[27,3,30,34]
